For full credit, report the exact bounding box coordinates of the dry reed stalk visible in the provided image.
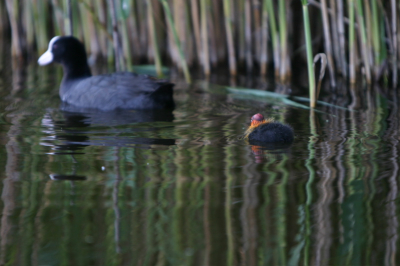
[78,1,91,51]
[93,0,109,58]
[138,1,149,59]
[173,0,186,61]
[252,0,261,65]
[207,10,218,66]
[160,0,191,82]
[328,0,341,75]
[147,0,163,76]
[5,0,23,58]
[371,0,380,70]
[128,1,142,61]
[259,0,269,76]
[108,0,125,71]
[34,0,50,52]
[313,53,327,100]
[244,0,252,71]
[200,0,210,75]
[86,8,102,60]
[223,0,237,75]
[363,0,373,67]
[391,0,397,86]
[67,0,73,35]
[51,0,65,35]
[355,0,371,83]
[119,15,133,70]
[182,2,194,66]
[25,1,34,48]
[237,0,245,63]
[0,2,6,36]
[190,0,203,65]
[211,1,225,64]
[320,0,336,87]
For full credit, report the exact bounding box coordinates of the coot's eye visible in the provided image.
[53,44,58,50]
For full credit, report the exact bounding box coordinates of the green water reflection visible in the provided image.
[0,61,399,266]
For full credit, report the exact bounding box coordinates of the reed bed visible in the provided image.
[1,0,399,87]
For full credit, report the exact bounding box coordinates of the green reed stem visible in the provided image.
[160,0,191,83]
[301,0,315,108]
[278,0,288,81]
[356,0,371,83]
[266,0,279,77]
[348,0,356,83]
[371,0,380,64]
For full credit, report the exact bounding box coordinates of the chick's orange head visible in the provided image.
[250,113,265,127]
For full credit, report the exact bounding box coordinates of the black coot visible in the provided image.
[244,113,294,144]
[38,36,174,111]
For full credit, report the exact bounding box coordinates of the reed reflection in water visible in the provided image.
[0,61,400,265]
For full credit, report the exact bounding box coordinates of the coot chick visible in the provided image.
[244,113,294,144]
[38,36,174,111]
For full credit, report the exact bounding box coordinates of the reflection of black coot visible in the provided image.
[244,113,294,146]
[53,114,90,153]
[38,36,174,111]
[43,108,176,154]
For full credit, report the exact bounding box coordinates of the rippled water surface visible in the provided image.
[0,57,399,265]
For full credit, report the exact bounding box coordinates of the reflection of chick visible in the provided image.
[244,113,294,143]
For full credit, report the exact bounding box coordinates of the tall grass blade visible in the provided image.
[301,0,316,108]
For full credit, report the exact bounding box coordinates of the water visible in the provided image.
[0,56,399,266]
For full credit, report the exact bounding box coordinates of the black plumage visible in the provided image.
[38,36,174,111]
[247,122,294,143]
